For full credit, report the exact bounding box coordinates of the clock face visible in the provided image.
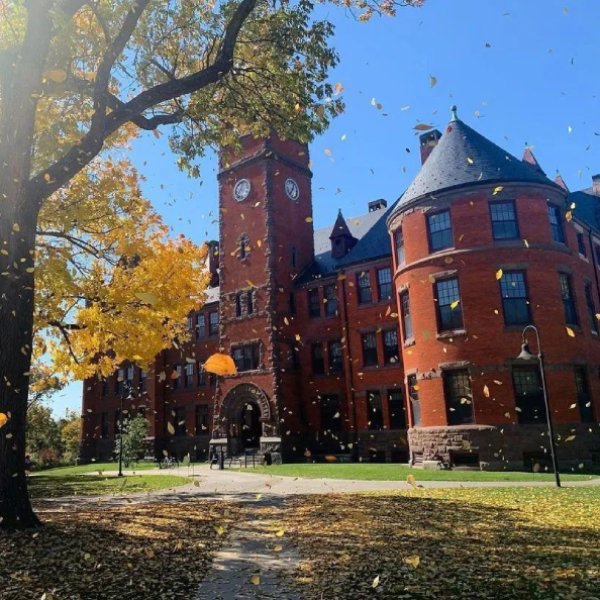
[233,178,251,202]
[285,178,300,201]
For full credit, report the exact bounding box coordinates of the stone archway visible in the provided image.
[221,383,273,455]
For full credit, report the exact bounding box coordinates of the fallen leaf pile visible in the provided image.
[0,501,238,600]
[277,488,600,599]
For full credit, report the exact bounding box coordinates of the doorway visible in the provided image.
[241,402,261,449]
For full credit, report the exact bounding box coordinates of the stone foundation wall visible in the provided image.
[408,424,600,470]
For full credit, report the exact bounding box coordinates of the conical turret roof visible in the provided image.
[400,107,558,206]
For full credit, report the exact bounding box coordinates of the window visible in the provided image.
[324,284,338,317]
[126,365,134,386]
[174,407,186,436]
[361,332,378,367]
[308,288,320,318]
[197,313,206,338]
[575,367,595,423]
[443,370,473,425]
[116,369,125,395]
[209,311,219,336]
[395,228,405,266]
[377,267,393,301]
[172,365,183,389]
[195,404,209,435]
[547,204,565,243]
[185,362,194,388]
[584,282,599,333]
[577,233,587,257]
[512,367,546,424]
[239,233,250,259]
[388,389,407,429]
[187,315,195,335]
[139,369,147,393]
[197,362,207,386]
[247,291,254,315]
[400,291,413,340]
[291,246,297,268]
[328,340,343,375]
[490,201,519,240]
[435,278,463,331]
[233,344,260,372]
[320,394,341,432]
[235,293,242,317]
[289,292,296,315]
[101,413,109,439]
[383,329,399,364]
[101,378,108,397]
[427,210,453,252]
[407,374,421,426]
[367,391,384,430]
[357,271,372,304]
[595,245,600,265]
[559,274,578,326]
[311,343,325,375]
[500,271,530,325]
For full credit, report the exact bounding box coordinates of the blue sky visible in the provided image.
[51,0,600,416]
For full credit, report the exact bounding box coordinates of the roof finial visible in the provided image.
[450,105,458,122]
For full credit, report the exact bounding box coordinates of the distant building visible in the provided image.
[81,109,600,470]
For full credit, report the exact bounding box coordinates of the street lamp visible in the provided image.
[117,384,132,478]
[516,325,561,487]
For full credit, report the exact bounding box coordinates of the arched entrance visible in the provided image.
[220,383,273,456]
[240,401,261,449]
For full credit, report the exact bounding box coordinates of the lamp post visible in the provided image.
[516,325,561,487]
[117,392,124,477]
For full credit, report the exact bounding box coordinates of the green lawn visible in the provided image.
[36,461,158,476]
[245,462,598,482]
[281,487,600,599]
[29,473,192,498]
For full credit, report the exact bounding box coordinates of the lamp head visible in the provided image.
[516,342,536,361]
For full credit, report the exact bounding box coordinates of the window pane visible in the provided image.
[490,201,519,240]
[324,285,338,316]
[575,367,595,423]
[408,374,421,426]
[427,210,453,252]
[444,370,473,425]
[308,288,320,317]
[513,367,546,424]
[559,274,578,325]
[174,407,186,436]
[395,228,405,266]
[500,271,530,325]
[197,314,206,338]
[311,343,325,375]
[435,278,463,330]
[321,394,341,432]
[383,329,399,364]
[377,267,393,301]
[388,389,407,429]
[585,282,599,333]
[367,391,383,430]
[547,204,565,243]
[195,404,209,435]
[401,292,413,339]
[209,311,219,335]
[329,340,343,374]
[362,333,378,366]
[357,272,372,304]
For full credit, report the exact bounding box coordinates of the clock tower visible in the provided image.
[210,135,314,459]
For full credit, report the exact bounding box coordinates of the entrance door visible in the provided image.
[241,402,261,449]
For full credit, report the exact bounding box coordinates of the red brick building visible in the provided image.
[81,109,600,469]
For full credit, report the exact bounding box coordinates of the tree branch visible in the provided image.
[28,0,258,200]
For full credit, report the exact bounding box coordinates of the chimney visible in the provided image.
[419,129,442,165]
[206,240,219,287]
[592,174,600,196]
[368,199,388,212]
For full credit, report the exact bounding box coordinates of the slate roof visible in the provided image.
[569,188,600,231]
[400,111,558,206]
[295,203,396,286]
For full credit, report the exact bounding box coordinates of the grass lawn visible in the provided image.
[278,487,600,599]
[246,463,598,482]
[29,473,192,498]
[36,461,157,476]
[0,501,238,600]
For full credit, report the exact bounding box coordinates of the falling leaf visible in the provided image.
[167,422,175,435]
[492,186,504,195]
[0,413,8,429]
[324,149,332,156]
[273,544,283,552]
[466,157,474,165]
[275,529,285,537]
[250,574,260,585]
[414,123,434,131]
[565,210,573,222]
[564,435,576,442]
[450,300,460,309]
[566,326,576,338]
[496,269,503,280]
[305,216,313,223]
[372,575,381,588]
[204,353,237,376]
[429,74,437,87]
[483,385,490,398]
[406,474,417,489]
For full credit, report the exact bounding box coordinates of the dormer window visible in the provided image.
[239,234,251,259]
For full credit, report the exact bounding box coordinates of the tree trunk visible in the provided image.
[0,2,53,530]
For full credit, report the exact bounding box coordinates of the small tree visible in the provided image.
[58,411,81,464]
[115,415,149,468]
[25,404,63,467]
